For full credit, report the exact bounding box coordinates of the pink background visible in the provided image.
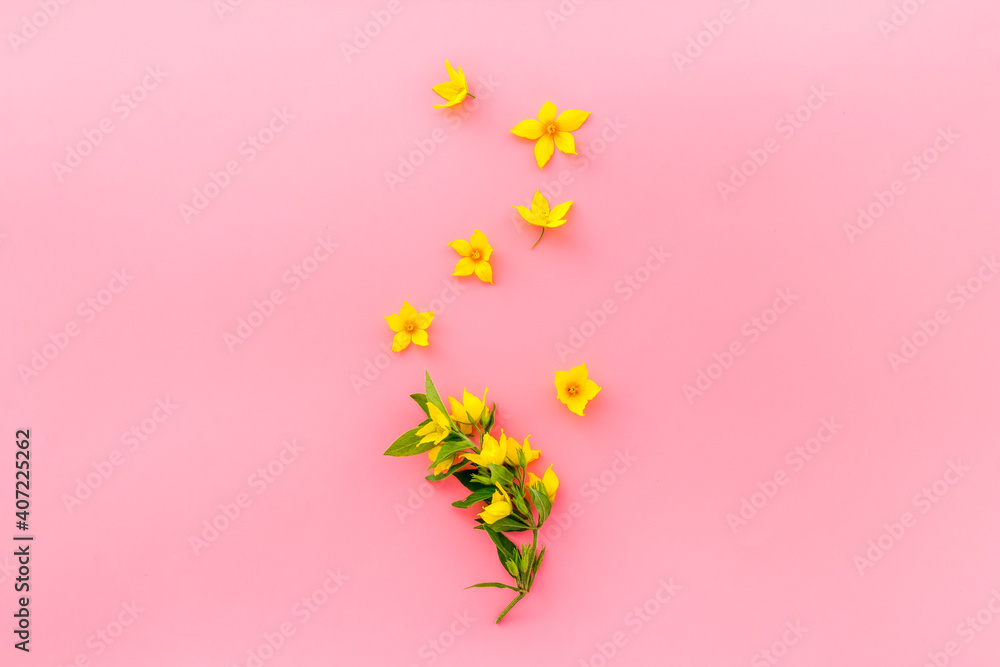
[3,1,1000,665]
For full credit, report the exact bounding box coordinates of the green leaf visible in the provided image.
[529,484,552,526]
[424,370,448,417]
[482,402,497,434]
[383,424,435,457]
[455,469,488,492]
[465,582,517,590]
[410,393,430,417]
[471,472,493,486]
[519,544,531,571]
[533,546,546,574]
[487,464,513,487]
[452,487,496,508]
[482,523,518,562]
[512,490,528,516]
[427,437,470,468]
[475,516,530,533]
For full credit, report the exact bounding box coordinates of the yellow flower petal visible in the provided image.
[468,390,488,422]
[444,59,461,84]
[448,239,472,256]
[553,131,576,155]
[479,498,511,524]
[534,134,555,168]
[470,230,491,258]
[410,329,429,346]
[538,101,557,124]
[468,432,505,466]
[555,109,589,132]
[521,436,541,463]
[400,301,417,319]
[453,256,476,276]
[473,260,493,284]
[449,396,469,424]
[580,378,602,401]
[391,331,411,352]
[433,81,463,99]
[510,119,544,140]
[413,311,434,329]
[428,403,451,429]
[428,444,456,475]
[549,200,573,220]
[530,190,550,217]
[541,465,559,501]
[554,369,572,393]
[512,205,541,226]
[418,428,446,446]
[384,314,405,332]
[567,362,589,383]
[502,432,517,465]
[434,96,465,109]
[564,394,589,416]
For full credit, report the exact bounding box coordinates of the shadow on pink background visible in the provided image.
[2,1,999,665]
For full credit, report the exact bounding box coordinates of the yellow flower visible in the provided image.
[448,388,489,434]
[512,190,573,247]
[478,486,512,524]
[554,363,601,416]
[432,59,473,109]
[448,230,493,284]
[510,101,589,168]
[502,431,541,466]
[464,433,506,467]
[415,403,451,446]
[528,464,559,502]
[427,444,462,476]
[384,301,434,352]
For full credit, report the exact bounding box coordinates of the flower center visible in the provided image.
[405,322,415,332]
[546,122,558,135]
[566,384,579,396]
[471,249,481,260]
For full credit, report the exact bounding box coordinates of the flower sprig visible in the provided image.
[384,371,558,623]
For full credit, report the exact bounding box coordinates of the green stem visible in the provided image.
[455,428,480,452]
[496,527,539,622]
[526,527,539,589]
[495,590,526,624]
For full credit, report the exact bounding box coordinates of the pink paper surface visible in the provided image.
[3,1,1000,665]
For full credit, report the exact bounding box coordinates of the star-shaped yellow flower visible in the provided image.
[478,486,512,525]
[448,388,489,435]
[464,433,506,467]
[448,230,493,284]
[415,403,451,446]
[554,363,601,416]
[432,59,474,109]
[501,431,541,467]
[384,301,434,352]
[512,190,573,247]
[510,101,589,168]
[528,464,559,502]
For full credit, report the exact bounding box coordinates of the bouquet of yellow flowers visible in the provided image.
[384,372,559,623]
